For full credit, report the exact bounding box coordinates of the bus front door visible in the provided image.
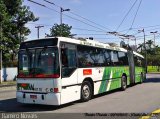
[60,43,80,104]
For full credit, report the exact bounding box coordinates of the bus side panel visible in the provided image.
[135,66,143,83]
[108,66,130,90]
[77,66,130,96]
[60,85,81,105]
[97,66,129,94]
[61,69,80,104]
[77,67,104,95]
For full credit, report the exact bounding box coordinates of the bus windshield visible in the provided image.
[18,47,60,78]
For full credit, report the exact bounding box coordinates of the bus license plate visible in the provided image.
[30,95,37,99]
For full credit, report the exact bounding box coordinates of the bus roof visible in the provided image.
[24,37,129,53]
[44,37,127,52]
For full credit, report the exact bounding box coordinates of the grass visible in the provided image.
[147,66,160,73]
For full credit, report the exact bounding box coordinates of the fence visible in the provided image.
[0,67,17,82]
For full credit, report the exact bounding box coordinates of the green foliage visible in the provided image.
[147,66,160,72]
[138,40,160,67]
[3,60,18,67]
[0,0,38,67]
[49,23,72,37]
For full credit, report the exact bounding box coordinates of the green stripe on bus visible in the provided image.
[98,67,111,93]
[98,66,130,93]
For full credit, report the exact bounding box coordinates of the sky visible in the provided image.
[23,0,160,46]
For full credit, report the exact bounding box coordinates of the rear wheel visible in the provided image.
[81,81,92,102]
[121,76,127,91]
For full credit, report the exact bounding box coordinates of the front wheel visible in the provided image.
[121,76,127,91]
[81,81,92,102]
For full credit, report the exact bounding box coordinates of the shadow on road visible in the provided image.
[144,77,160,83]
[0,98,81,112]
[0,89,122,112]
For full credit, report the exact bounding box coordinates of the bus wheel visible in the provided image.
[121,76,127,91]
[81,81,92,102]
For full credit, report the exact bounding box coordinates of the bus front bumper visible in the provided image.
[16,91,61,105]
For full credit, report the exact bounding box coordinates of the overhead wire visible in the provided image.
[28,0,110,33]
[69,11,111,31]
[131,26,160,37]
[27,0,160,45]
[119,24,160,33]
[125,0,143,34]
[73,33,109,36]
[115,0,139,32]
[43,0,112,31]
[27,23,107,33]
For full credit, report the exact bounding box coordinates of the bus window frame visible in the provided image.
[60,42,78,78]
[18,46,60,78]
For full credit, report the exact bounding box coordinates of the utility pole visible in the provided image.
[138,29,147,73]
[0,14,3,84]
[35,26,44,39]
[0,22,2,84]
[60,7,63,25]
[150,31,158,47]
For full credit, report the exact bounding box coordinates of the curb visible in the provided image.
[140,109,160,119]
[0,84,16,88]
[147,73,160,74]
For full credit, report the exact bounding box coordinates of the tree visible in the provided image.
[49,23,72,37]
[138,40,160,70]
[0,0,38,66]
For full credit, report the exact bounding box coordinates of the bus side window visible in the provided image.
[103,49,111,66]
[111,51,119,66]
[61,48,68,67]
[118,52,128,66]
[61,43,77,78]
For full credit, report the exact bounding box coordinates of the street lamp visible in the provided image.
[138,29,147,73]
[43,0,70,25]
[43,0,70,36]
[60,8,70,36]
[60,7,70,24]
[150,31,158,47]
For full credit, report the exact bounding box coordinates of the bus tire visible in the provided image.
[81,81,92,102]
[121,76,127,91]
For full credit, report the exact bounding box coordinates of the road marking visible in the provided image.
[152,109,160,114]
[139,109,160,119]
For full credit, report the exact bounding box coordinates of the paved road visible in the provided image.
[0,74,160,114]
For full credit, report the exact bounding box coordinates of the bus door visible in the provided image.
[128,50,135,84]
[60,42,80,104]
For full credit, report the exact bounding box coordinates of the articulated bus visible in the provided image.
[16,37,145,105]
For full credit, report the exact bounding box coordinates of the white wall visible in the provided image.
[1,67,17,82]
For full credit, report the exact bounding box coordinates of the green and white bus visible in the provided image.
[16,37,145,105]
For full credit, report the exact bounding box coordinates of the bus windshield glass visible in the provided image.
[18,47,60,78]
